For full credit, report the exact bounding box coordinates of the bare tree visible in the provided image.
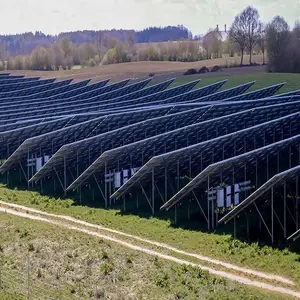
[229,6,260,65]
[244,7,260,64]
[258,22,266,65]
[94,31,104,59]
[229,13,247,65]
[266,16,290,72]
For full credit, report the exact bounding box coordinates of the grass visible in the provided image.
[1,186,300,288]
[0,291,24,300]
[0,212,291,300]
[171,72,300,95]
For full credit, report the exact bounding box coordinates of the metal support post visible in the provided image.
[284,180,287,239]
[63,155,67,197]
[207,176,210,230]
[164,167,168,203]
[296,176,299,231]
[177,160,180,191]
[266,155,269,180]
[152,168,155,215]
[255,159,258,188]
[271,187,274,244]
[27,149,30,189]
[104,161,107,206]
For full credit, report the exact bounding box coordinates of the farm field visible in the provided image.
[0,209,294,300]
[3,55,265,82]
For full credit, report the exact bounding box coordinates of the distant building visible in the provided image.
[200,25,229,44]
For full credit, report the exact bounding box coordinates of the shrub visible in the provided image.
[126,255,133,264]
[154,272,169,288]
[100,262,114,275]
[101,251,109,260]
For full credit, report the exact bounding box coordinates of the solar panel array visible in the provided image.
[0,72,299,242]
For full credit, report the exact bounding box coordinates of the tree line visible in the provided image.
[0,8,299,72]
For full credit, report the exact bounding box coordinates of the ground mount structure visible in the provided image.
[1,72,300,244]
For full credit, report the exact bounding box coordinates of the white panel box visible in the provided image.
[217,188,225,208]
[36,158,43,172]
[234,184,240,205]
[226,186,232,208]
[114,172,121,189]
[44,155,50,163]
[123,169,129,183]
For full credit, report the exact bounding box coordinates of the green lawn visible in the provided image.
[171,72,300,95]
[1,186,300,288]
[0,212,292,300]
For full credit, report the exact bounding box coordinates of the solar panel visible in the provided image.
[0,78,74,100]
[0,77,40,85]
[0,78,56,93]
[30,98,300,189]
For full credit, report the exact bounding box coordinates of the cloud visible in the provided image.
[0,0,299,35]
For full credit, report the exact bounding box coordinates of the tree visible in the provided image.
[60,38,73,58]
[125,31,135,49]
[94,31,104,58]
[266,16,290,72]
[50,43,63,70]
[229,6,260,65]
[30,46,52,70]
[257,23,266,65]
[244,7,260,64]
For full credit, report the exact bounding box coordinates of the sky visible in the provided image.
[1,0,299,36]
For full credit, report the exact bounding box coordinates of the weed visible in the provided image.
[101,251,109,260]
[28,243,34,252]
[18,229,29,239]
[154,272,169,288]
[100,262,114,275]
[126,255,133,264]
[64,264,73,273]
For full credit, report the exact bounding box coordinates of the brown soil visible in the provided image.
[3,55,266,82]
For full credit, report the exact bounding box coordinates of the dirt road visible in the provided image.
[1,201,299,298]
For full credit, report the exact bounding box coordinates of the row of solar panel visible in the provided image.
[1,73,300,242]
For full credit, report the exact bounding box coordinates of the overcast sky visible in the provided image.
[1,0,299,36]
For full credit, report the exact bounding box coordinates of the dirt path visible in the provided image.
[0,200,293,286]
[1,203,300,298]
